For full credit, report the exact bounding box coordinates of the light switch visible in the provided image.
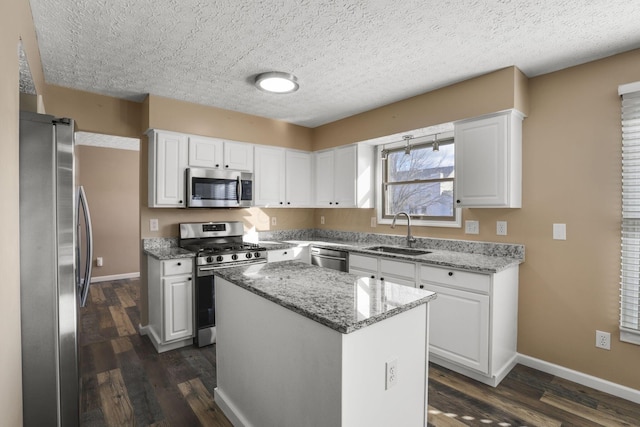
[553,223,566,240]
[465,220,479,234]
[150,218,159,232]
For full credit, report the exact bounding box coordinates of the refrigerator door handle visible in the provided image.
[78,186,93,307]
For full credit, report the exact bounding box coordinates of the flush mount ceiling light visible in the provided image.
[254,72,299,94]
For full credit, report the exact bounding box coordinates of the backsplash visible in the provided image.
[261,229,525,260]
[142,229,524,261]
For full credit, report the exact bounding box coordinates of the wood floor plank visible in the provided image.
[90,284,107,305]
[96,368,134,426]
[541,392,637,427]
[114,286,136,308]
[98,305,116,330]
[178,378,233,427]
[109,305,137,336]
[430,366,563,427]
[427,405,471,426]
[111,336,133,354]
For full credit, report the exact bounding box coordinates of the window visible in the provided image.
[380,136,458,225]
[620,82,640,345]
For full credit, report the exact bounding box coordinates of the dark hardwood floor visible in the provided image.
[80,278,640,426]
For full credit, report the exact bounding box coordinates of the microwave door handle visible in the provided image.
[236,176,242,204]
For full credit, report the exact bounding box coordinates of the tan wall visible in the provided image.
[1,0,46,424]
[313,49,640,390]
[76,145,140,278]
[312,66,529,150]
[45,85,142,138]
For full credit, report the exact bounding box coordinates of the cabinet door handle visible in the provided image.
[188,277,192,281]
[283,251,288,255]
[329,202,333,205]
[380,277,384,281]
[216,164,220,168]
[371,275,375,279]
[279,201,283,205]
[456,199,461,204]
[177,262,181,266]
[225,164,229,168]
[448,271,453,276]
[335,202,339,205]
[419,285,424,289]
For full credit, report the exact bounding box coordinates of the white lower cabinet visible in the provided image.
[419,264,519,386]
[350,252,519,387]
[349,254,416,287]
[147,256,194,353]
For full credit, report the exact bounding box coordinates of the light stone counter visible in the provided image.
[213,260,436,334]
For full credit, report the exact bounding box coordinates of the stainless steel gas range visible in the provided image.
[179,221,267,347]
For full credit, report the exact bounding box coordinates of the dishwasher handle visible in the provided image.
[312,254,346,262]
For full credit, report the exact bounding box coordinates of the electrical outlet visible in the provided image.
[320,215,325,225]
[385,359,398,390]
[553,223,567,240]
[596,330,611,350]
[465,220,479,234]
[149,218,158,232]
[271,217,277,226]
[96,257,103,267]
[497,221,507,236]
[371,216,377,228]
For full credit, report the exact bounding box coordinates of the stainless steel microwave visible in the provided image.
[186,168,253,208]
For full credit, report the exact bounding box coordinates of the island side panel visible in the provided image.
[341,304,428,427]
[214,277,343,427]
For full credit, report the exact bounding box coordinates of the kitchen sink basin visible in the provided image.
[364,246,432,256]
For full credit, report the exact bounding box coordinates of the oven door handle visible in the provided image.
[199,266,223,272]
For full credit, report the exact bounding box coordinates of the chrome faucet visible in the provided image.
[391,211,417,248]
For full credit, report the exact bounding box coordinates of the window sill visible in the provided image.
[620,328,640,346]
[377,209,462,228]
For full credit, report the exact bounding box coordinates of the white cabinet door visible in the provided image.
[285,150,313,207]
[224,141,254,171]
[314,150,335,206]
[350,254,416,287]
[454,110,522,208]
[163,275,193,342]
[421,282,489,374]
[333,145,356,207]
[151,131,188,207]
[254,146,286,206]
[188,136,223,168]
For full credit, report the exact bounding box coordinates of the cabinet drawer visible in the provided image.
[162,259,193,276]
[420,265,490,293]
[267,249,299,263]
[380,259,415,280]
[349,254,378,271]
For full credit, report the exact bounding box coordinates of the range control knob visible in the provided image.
[206,256,214,263]
[254,252,261,258]
[216,255,223,262]
[231,254,238,261]
[245,253,252,259]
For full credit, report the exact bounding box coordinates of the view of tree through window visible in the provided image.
[383,142,455,220]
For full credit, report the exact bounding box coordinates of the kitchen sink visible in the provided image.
[364,246,432,256]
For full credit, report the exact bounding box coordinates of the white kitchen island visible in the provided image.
[213,261,436,427]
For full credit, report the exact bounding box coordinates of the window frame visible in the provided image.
[375,133,461,228]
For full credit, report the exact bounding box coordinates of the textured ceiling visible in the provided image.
[27,0,640,128]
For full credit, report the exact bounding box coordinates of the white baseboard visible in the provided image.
[91,272,140,283]
[517,354,640,404]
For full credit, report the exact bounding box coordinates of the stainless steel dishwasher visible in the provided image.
[310,246,348,272]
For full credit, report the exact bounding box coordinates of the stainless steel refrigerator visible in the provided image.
[19,111,93,427]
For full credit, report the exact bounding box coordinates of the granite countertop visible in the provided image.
[214,261,436,334]
[260,239,522,273]
[144,246,195,260]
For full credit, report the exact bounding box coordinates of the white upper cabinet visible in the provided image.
[314,144,374,208]
[254,146,286,206]
[454,110,524,208]
[188,136,223,168]
[254,146,313,207]
[285,150,313,207]
[187,136,253,171]
[148,130,188,208]
[224,140,254,172]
